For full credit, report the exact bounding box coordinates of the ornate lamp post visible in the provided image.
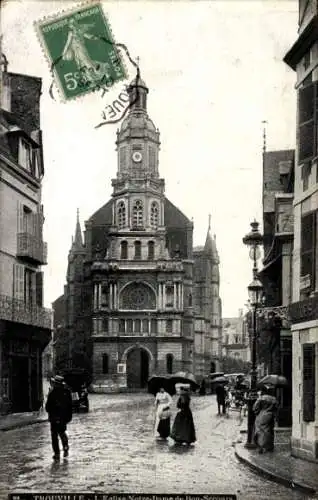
[243,220,263,448]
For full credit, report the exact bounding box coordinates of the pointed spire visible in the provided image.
[73,208,83,250]
[204,214,219,261]
[204,214,213,254]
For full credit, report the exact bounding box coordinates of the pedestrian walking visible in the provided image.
[170,388,196,446]
[154,387,172,439]
[253,386,278,454]
[215,383,226,415]
[45,375,73,461]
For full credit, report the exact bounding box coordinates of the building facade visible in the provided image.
[0,60,51,412]
[53,76,222,390]
[284,0,318,461]
[222,310,250,362]
[193,225,222,377]
[258,149,294,426]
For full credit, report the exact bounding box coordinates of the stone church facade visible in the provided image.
[53,76,222,391]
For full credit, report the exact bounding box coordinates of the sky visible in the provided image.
[2,0,298,317]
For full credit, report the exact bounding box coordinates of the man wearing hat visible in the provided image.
[45,375,73,460]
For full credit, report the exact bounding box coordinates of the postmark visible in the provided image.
[35,1,127,101]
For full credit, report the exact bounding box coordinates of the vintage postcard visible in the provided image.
[0,1,315,500]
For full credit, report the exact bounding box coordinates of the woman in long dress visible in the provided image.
[170,388,196,446]
[253,387,278,453]
[62,19,111,84]
[154,388,172,439]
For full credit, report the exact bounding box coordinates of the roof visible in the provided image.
[164,197,192,228]
[88,197,192,228]
[88,199,113,225]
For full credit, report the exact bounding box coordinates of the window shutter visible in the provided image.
[300,211,316,292]
[14,264,24,301]
[36,272,43,307]
[298,82,318,162]
[303,344,316,422]
[17,202,23,234]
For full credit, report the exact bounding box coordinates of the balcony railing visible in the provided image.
[17,233,48,264]
[0,294,52,329]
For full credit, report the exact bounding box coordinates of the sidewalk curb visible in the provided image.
[234,444,317,496]
[0,417,48,432]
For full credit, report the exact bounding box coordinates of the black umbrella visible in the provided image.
[210,376,229,385]
[147,375,175,395]
[169,371,199,391]
[257,374,288,389]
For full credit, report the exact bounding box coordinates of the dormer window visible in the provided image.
[19,138,32,172]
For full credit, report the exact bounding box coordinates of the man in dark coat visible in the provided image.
[45,375,73,460]
[215,384,226,415]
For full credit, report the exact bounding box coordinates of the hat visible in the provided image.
[51,375,65,385]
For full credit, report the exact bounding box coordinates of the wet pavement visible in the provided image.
[0,394,312,500]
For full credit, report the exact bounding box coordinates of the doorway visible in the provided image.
[11,356,30,412]
[126,347,149,389]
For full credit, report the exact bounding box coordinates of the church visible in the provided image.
[53,75,222,391]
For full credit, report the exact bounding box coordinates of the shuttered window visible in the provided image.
[36,272,43,307]
[300,211,317,294]
[303,344,316,422]
[14,264,24,301]
[298,82,318,162]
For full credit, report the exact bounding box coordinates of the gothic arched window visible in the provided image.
[133,200,143,227]
[120,241,128,260]
[148,241,155,260]
[134,241,141,259]
[166,354,174,374]
[117,201,126,229]
[150,201,159,228]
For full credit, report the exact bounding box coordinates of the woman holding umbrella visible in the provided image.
[253,385,278,453]
[154,387,173,439]
[170,387,196,446]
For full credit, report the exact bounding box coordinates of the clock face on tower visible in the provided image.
[132,151,142,163]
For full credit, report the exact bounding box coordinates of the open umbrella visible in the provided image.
[257,374,288,389]
[147,375,175,396]
[169,371,199,391]
[210,376,229,385]
[209,372,225,379]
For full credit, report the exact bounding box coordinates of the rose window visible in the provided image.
[120,282,156,310]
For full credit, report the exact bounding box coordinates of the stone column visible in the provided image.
[114,283,117,310]
[180,283,184,309]
[93,284,97,310]
[173,283,177,309]
[109,283,113,309]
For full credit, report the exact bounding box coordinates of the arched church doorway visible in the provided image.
[126,347,149,389]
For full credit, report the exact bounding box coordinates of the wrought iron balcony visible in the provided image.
[275,195,294,237]
[0,294,52,329]
[17,233,48,265]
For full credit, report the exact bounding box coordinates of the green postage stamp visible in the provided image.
[35,1,127,101]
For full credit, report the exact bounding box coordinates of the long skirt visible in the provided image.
[157,417,171,438]
[254,411,275,451]
[170,409,196,444]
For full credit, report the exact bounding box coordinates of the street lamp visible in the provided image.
[243,220,263,448]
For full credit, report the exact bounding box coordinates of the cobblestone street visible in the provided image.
[0,394,310,500]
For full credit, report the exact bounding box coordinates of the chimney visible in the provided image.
[0,37,11,111]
